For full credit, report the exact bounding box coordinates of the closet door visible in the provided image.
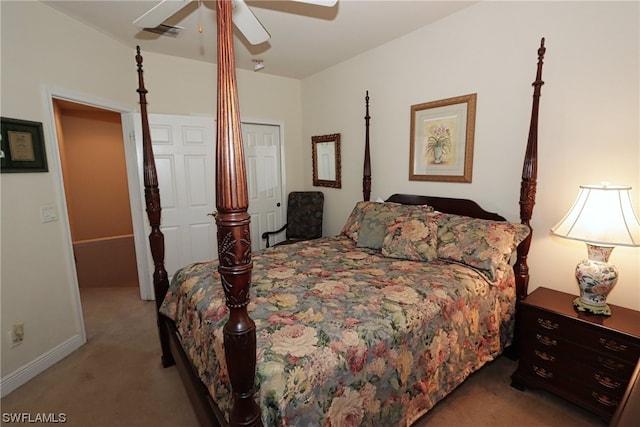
[124,115,285,298]
[243,122,285,250]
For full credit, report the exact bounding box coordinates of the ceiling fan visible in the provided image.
[134,0,338,45]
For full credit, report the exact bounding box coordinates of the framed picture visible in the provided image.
[409,93,476,182]
[1,117,48,173]
[312,133,341,188]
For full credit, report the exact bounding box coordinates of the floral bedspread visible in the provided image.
[160,236,517,426]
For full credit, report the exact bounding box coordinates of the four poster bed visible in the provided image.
[135,3,546,425]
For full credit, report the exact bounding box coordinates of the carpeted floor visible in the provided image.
[1,287,607,427]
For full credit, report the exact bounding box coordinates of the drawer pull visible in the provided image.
[533,366,554,379]
[534,350,556,362]
[537,317,559,330]
[594,373,622,390]
[598,357,624,372]
[536,334,557,347]
[599,338,627,352]
[592,392,618,408]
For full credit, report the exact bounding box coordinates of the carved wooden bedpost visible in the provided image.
[135,46,174,368]
[363,91,372,202]
[215,1,261,426]
[515,37,546,301]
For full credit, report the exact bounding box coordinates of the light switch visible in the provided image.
[40,205,58,223]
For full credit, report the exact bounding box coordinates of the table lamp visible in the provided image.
[550,184,640,315]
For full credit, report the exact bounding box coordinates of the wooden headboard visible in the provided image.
[385,194,507,221]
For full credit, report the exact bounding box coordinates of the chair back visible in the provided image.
[285,191,324,240]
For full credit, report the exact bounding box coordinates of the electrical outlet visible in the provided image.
[40,205,58,223]
[10,323,24,348]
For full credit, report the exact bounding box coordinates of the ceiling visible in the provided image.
[43,0,475,79]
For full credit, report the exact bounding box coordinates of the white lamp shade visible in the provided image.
[551,184,640,247]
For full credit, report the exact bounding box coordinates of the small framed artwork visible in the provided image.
[409,93,476,182]
[1,117,48,173]
[312,133,342,188]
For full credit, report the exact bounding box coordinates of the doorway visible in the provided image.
[53,99,139,290]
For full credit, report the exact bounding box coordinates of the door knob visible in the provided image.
[277,202,281,207]
[207,211,217,218]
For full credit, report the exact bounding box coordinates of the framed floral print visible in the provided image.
[409,93,476,183]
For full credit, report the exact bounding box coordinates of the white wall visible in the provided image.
[301,1,639,309]
[0,1,302,394]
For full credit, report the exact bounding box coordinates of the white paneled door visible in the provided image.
[243,123,285,250]
[141,114,217,280]
[125,114,283,299]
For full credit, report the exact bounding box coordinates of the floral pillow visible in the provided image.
[342,201,433,242]
[356,209,398,249]
[433,212,530,282]
[381,210,438,261]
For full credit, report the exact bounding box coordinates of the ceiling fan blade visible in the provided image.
[133,0,192,29]
[291,0,338,6]
[232,0,270,45]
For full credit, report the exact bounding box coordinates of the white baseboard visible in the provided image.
[0,334,85,398]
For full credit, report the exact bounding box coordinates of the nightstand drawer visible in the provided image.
[521,349,629,398]
[590,370,627,395]
[521,330,638,379]
[520,306,640,364]
[516,362,622,418]
[587,335,640,363]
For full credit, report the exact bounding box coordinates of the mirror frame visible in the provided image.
[312,133,341,189]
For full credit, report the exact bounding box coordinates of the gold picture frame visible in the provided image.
[1,117,48,173]
[409,93,476,182]
[312,133,341,189]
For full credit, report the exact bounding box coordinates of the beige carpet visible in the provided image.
[1,287,607,427]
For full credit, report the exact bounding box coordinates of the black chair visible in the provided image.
[262,191,324,248]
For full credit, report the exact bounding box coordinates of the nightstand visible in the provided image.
[511,287,640,421]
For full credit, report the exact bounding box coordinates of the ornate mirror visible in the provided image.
[312,133,341,188]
